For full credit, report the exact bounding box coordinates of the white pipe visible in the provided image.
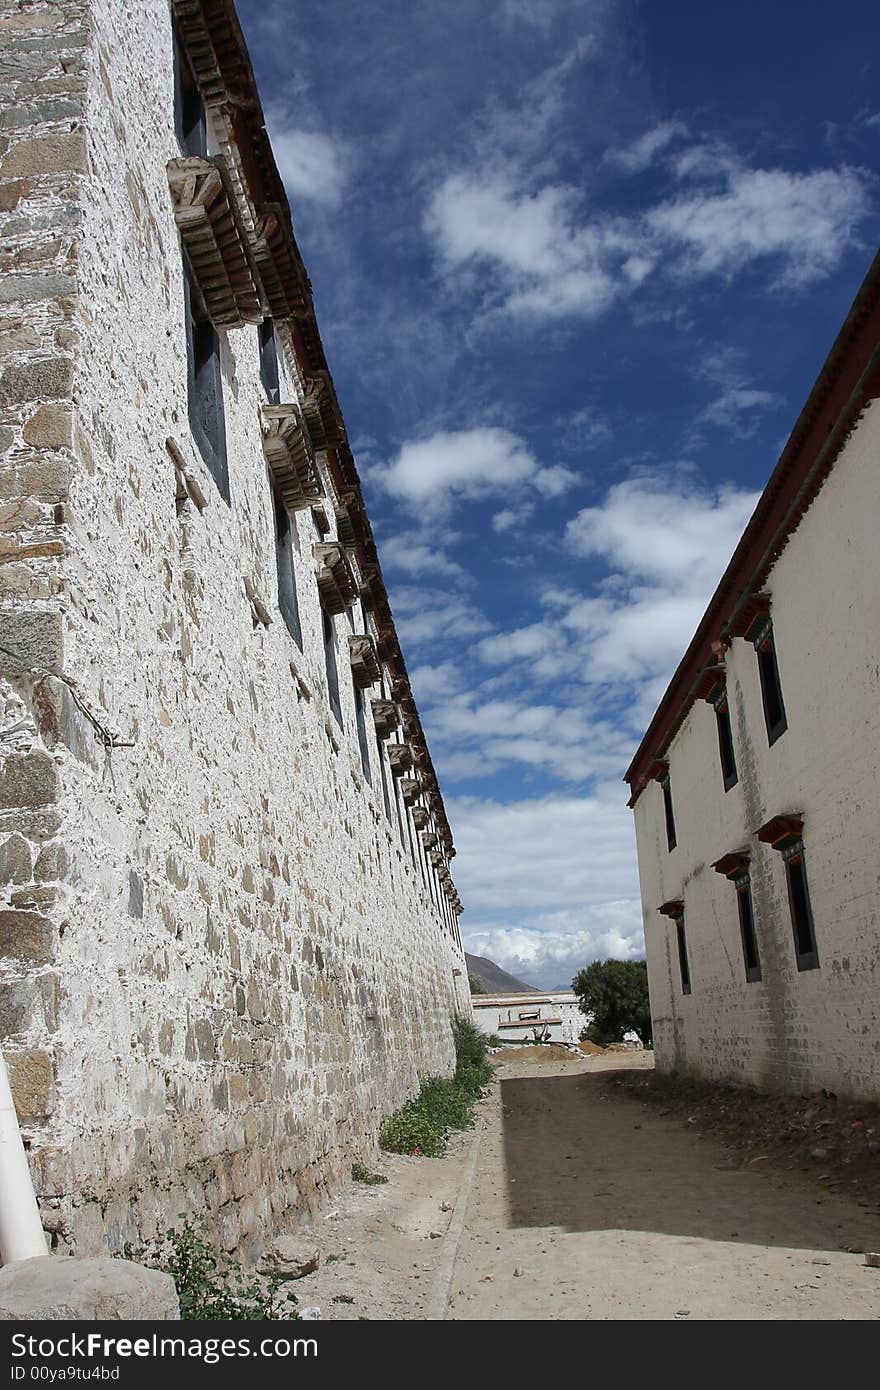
[0,1045,48,1264]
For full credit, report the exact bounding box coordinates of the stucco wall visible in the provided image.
[1,0,468,1259]
[633,396,880,1100]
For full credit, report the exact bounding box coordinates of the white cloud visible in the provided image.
[699,386,781,434]
[534,464,579,497]
[409,661,465,702]
[379,534,465,579]
[647,166,870,286]
[450,784,640,922]
[425,151,871,324]
[425,172,623,320]
[477,623,556,665]
[464,904,644,989]
[264,107,352,207]
[564,475,758,594]
[492,502,536,532]
[606,120,688,174]
[372,426,577,520]
[389,587,492,648]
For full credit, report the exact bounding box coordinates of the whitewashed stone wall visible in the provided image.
[633,397,880,1102]
[0,0,469,1259]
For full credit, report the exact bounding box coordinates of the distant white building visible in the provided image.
[471,992,582,1044]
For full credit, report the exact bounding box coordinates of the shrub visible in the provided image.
[351,1161,387,1185]
[134,1220,297,1321]
[380,1015,494,1157]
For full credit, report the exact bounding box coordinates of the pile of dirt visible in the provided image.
[496,1044,576,1063]
[605,1068,880,1207]
[577,1040,607,1055]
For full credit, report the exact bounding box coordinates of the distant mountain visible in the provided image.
[465,952,538,995]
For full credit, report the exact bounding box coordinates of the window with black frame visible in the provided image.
[173,28,228,500]
[754,619,787,745]
[734,873,762,983]
[322,607,343,727]
[784,843,819,972]
[273,496,302,649]
[258,318,280,404]
[714,690,738,790]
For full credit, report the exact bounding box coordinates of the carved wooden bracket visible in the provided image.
[335,496,357,549]
[410,805,430,830]
[386,743,413,777]
[420,829,438,851]
[168,156,261,328]
[314,543,357,614]
[371,699,400,740]
[254,204,309,318]
[348,634,379,689]
[399,777,421,806]
[261,404,323,511]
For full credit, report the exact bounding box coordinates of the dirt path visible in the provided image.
[446,1054,880,1320]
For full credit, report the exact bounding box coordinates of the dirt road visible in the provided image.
[446,1053,880,1320]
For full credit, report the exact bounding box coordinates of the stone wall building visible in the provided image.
[626,249,880,1102]
[0,0,468,1259]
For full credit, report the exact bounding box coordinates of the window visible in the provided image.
[353,679,371,783]
[735,876,761,983]
[273,497,302,649]
[784,845,819,972]
[173,30,206,158]
[755,622,787,745]
[322,607,342,727]
[258,318,280,404]
[675,914,691,995]
[661,775,676,851]
[184,269,228,500]
[715,694,738,791]
[376,730,391,821]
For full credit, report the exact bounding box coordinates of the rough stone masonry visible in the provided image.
[0,0,470,1260]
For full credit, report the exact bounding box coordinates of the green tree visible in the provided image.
[468,972,488,995]
[571,959,652,1047]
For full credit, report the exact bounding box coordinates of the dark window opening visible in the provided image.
[675,916,691,995]
[184,267,228,500]
[786,851,819,971]
[377,734,391,821]
[273,498,302,649]
[322,607,342,727]
[736,880,761,983]
[353,680,371,784]
[662,777,676,851]
[258,318,280,404]
[173,30,207,158]
[716,698,738,791]
[757,629,787,745]
[391,769,405,844]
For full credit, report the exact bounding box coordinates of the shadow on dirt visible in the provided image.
[501,1068,880,1252]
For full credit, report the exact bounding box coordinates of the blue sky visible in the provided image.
[237,0,879,988]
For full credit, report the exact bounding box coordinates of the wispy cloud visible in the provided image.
[264,105,353,207]
[425,147,872,322]
[605,119,688,173]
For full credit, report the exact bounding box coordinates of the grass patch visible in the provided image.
[351,1161,388,1185]
[380,1015,494,1157]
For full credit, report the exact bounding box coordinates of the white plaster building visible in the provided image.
[0,0,468,1258]
[626,250,880,1102]
[472,993,583,1045]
